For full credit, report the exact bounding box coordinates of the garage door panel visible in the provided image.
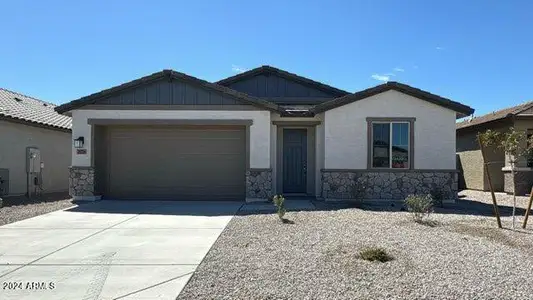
[105,125,246,200]
[111,139,243,154]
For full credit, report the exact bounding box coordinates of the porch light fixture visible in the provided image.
[74,137,85,148]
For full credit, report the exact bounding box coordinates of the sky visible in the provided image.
[1,0,532,119]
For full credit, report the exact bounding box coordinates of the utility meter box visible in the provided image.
[26,147,41,173]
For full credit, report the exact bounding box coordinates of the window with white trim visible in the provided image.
[371,122,410,169]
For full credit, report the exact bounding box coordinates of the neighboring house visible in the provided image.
[54,66,473,202]
[0,88,72,197]
[456,101,533,195]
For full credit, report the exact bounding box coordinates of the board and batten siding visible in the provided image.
[226,74,334,104]
[96,79,251,106]
[324,90,457,170]
[71,110,271,169]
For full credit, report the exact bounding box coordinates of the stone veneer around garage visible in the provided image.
[321,170,458,202]
[69,166,100,201]
[246,169,272,202]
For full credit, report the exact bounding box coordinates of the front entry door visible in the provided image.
[283,129,307,193]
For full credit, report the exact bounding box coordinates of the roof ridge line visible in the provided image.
[510,100,533,115]
[458,100,533,125]
[0,87,57,107]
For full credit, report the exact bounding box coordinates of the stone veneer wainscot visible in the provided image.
[69,166,99,201]
[246,169,272,202]
[322,170,458,202]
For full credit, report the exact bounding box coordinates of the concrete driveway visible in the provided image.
[0,200,241,300]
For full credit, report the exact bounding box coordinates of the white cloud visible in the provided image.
[436,46,444,50]
[384,73,396,76]
[393,67,404,72]
[231,65,247,73]
[413,65,419,69]
[371,74,390,82]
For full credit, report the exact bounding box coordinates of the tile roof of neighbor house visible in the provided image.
[54,69,283,114]
[0,88,72,131]
[311,81,475,117]
[456,101,533,130]
[216,65,351,97]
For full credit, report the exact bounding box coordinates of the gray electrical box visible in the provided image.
[26,147,41,173]
[0,168,8,196]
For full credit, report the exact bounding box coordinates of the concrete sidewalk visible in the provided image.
[0,200,241,300]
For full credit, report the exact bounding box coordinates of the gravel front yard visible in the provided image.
[179,191,533,300]
[0,193,74,226]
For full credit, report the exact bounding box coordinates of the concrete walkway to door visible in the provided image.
[0,200,241,300]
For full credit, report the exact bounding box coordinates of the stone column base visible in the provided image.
[246,169,272,202]
[69,166,99,201]
[503,169,533,196]
[322,170,458,202]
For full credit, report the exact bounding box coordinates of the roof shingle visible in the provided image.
[456,101,533,130]
[54,70,283,114]
[216,65,350,97]
[311,81,474,117]
[0,88,72,131]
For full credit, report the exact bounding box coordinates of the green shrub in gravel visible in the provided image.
[359,247,394,262]
[272,195,286,220]
[405,194,434,223]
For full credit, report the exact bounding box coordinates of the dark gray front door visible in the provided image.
[283,129,307,193]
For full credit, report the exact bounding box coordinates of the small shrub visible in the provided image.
[272,194,286,221]
[404,194,434,222]
[359,247,394,262]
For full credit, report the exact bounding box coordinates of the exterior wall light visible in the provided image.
[74,137,85,148]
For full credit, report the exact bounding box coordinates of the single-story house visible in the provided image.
[0,88,72,197]
[55,66,474,202]
[457,101,533,195]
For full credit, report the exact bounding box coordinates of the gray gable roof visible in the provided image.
[456,101,533,130]
[0,88,71,131]
[311,81,475,118]
[216,65,350,98]
[55,70,284,114]
[54,67,474,120]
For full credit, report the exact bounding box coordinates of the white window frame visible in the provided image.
[371,121,410,169]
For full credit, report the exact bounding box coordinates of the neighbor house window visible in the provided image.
[371,122,410,169]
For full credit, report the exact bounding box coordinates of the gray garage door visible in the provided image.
[106,125,246,200]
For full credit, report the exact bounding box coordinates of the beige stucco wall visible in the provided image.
[324,90,457,170]
[0,120,71,195]
[456,122,508,192]
[457,150,485,190]
[71,110,271,169]
[456,130,485,190]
